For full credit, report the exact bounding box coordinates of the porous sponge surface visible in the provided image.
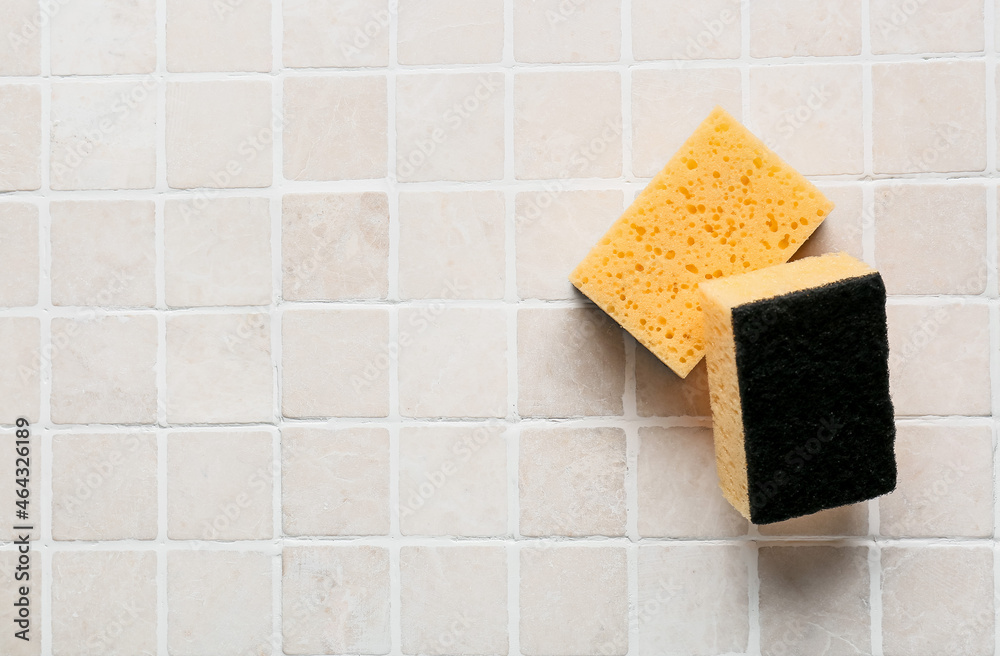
[570,106,834,378]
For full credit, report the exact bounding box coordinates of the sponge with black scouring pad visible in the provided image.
[700,252,896,524]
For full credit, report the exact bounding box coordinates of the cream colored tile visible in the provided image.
[513,0,620,63]
[637,545,749,654]
[631,68,742,178]
[0,318,38,424]
[282,546,390,655]
[873,61,986,173]
[516,190,622,300]
[166,80,273,189]
[0,0,41,75]
[51,0,156,74]
[0,85,41,191]
[52,433,157,541]
[790,183,864,261]
[750,64,863,176]
[520,427,625,537]
[396,73,504,182]
[880,424,992,538]
[0,549,40,656]
[399,425,507,536]
[750,0,862,57]
[281,427,390,536]
[165,197,272,307]
[52,551,157,656]
[518,308,625,417]
[887,303,991,416]
[875,183,987,295]
[282,192,388,301]
[882,546,993,656]
[759,546,870,656]
[0,203,38,307]
[281,309,390,418]
[871,0,984,54]
[401,546,508,655]
[51,316,157,425]
[757,504,868,537]
[0,431,39,542]
[283,0,389,68]
[399,308,507,418]
[398,0,503,64]
[50,81,157,190]
[168,551,273,656]
[284,76,386,181]
[520,546,628,656]
[50,200,155,307]
[638,427,748,538]
[167,0,271,72]
[632,0,741,60]
[168,431,273,540]
[514,72,622,180]
[166,314,272,424]
[399,191,505,299]
[635,352,712,417]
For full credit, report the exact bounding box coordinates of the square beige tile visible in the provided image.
[51,315,157,425]
[51,0,156,74]
[165,197,273,307]
[401,546,508,655]
[0,0,41,75]
[759,546,870,656]
[637,427,748,538]
[514,72,622,180]
[874,183,987,295]
[0,85,41,191]
[880,423,993,538]
[0,203,38,307]
[283,0,389,68]
[282,192,388,301]
[520,426,626,537]
[398,0,504,64]
[168,551,273,656]
[518,308,625,417]
[166,80,273,189]
[631,68,742,178]
[52,551,157,656]
[882,546,993,656]
[520,546,628,656]
[887,303,991,416]
[166,313,273,424]
[284,76,387,181]
[0,430,38,543]
[513,0,620,63]
[50,81,156,190]
[790,183,864,261]
[281,309,390,418]
[637,545,749,654]
[282,545,390,655]
[873,61,986,173]
[282,426,390,536]
[0,318,39,424]
[757,503,869,537]
[50,200,156,307]
[168,431,273,540]
[396,73,504,182]
[0,548,40,656]
[871,0,984,54]
[750,0,862,57]
[399,425,507,536]
[635,351,712,417]
[515,190,622,300]
[632,0,741,60]
[749,64,863,175]
[167,0,271,72]
[399,191,505,300]
[399,308,507,418]
[52,433,157,541]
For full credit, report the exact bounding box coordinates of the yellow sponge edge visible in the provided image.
[570,106,834,378]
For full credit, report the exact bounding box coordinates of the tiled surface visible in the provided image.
[0,2,997,655]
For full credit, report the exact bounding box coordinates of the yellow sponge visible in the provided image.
[570,106,834,377]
